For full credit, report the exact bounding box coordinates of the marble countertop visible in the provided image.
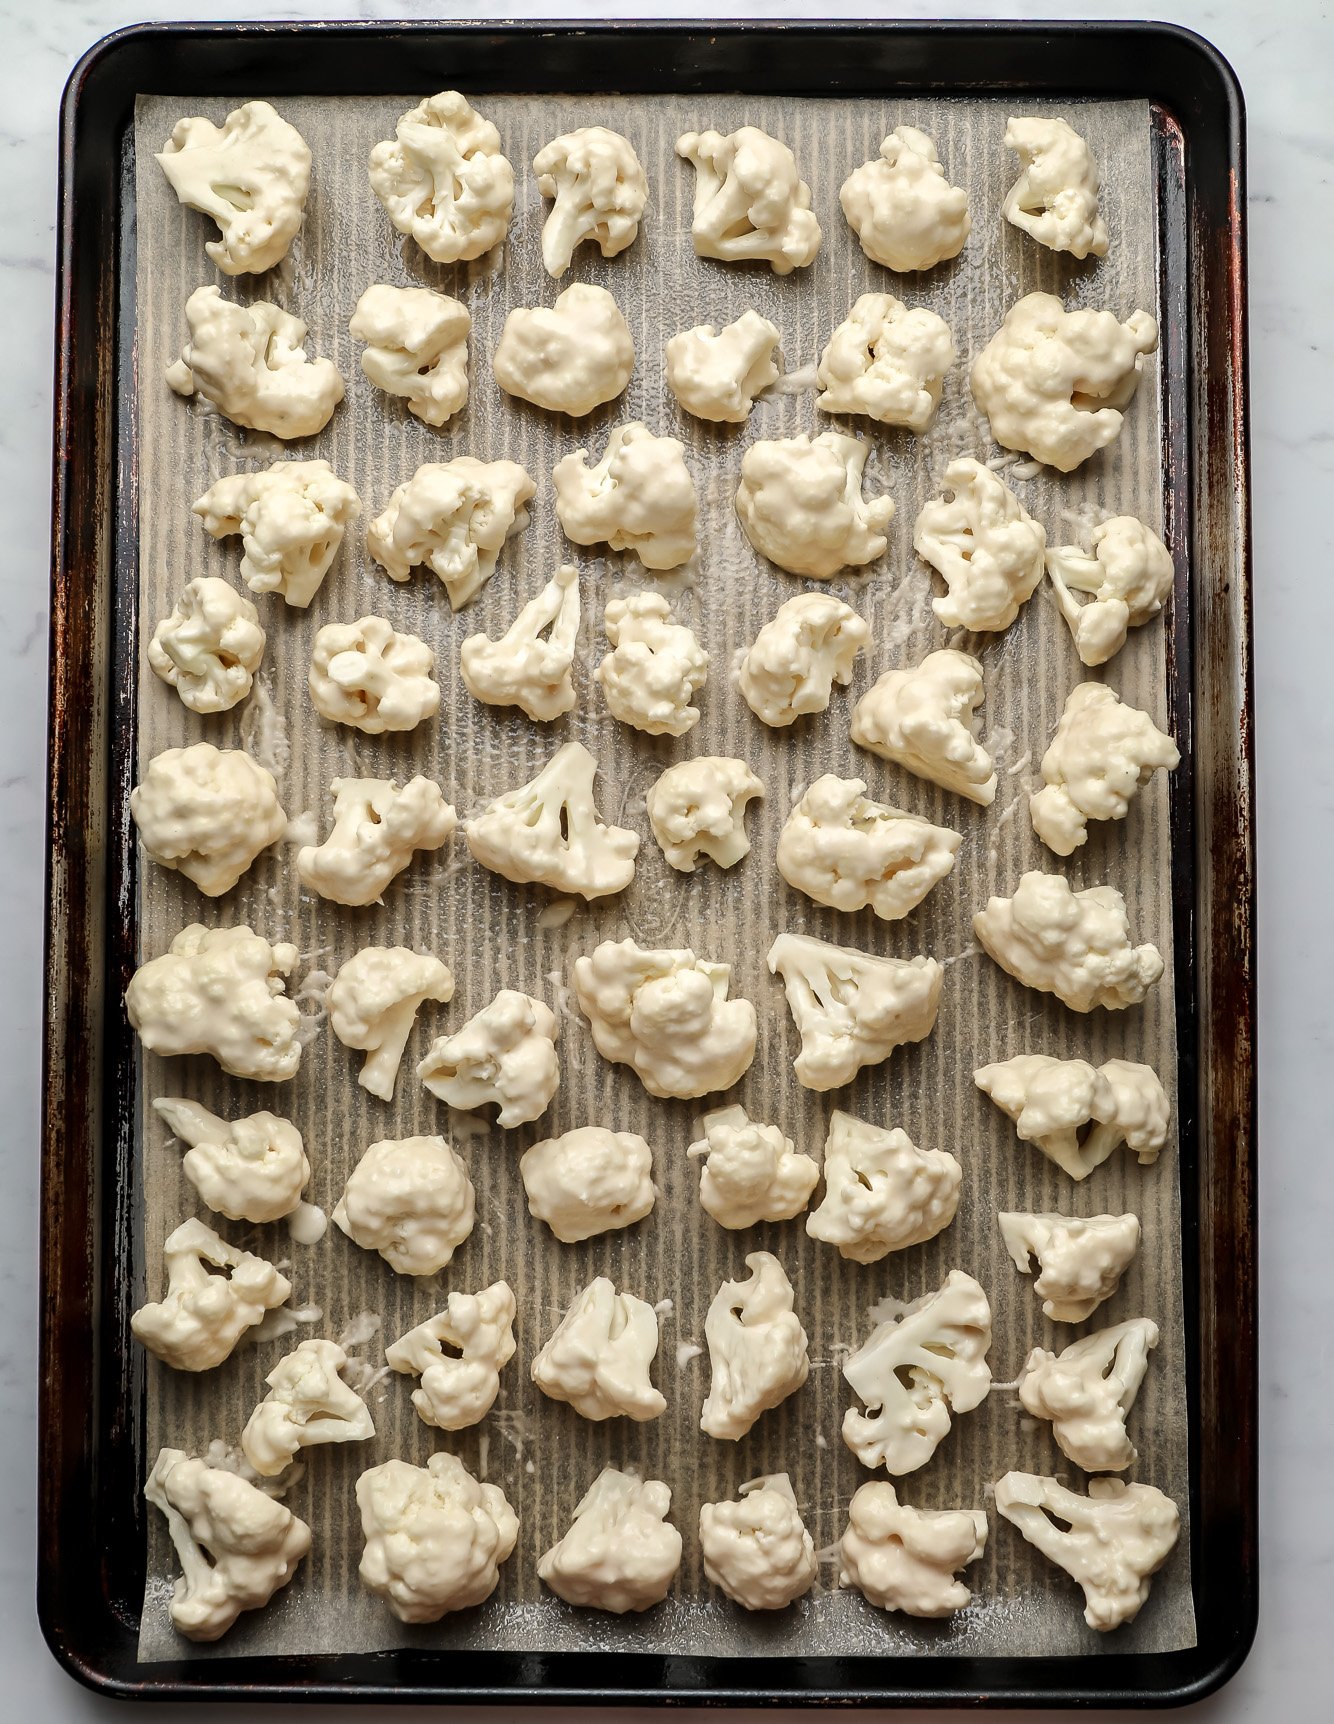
[0,1,1323,1717]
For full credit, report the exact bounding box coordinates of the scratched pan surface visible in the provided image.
[42,22,1255,1707]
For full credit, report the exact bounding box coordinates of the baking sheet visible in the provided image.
[131,88,1194,1661]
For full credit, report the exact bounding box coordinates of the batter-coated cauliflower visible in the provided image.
[328,946,455,1102]
[1030,683,1179,855]
[356,1452,517,1623]
[333,1135,475,1276]
[367,458,535,610]
[850,648,996,804]
[166,286,344,438]
[460,562,580,722]
[349,283,470,428]
[521,1127,656,1243]
[914,457,1046,632]
[296,776,457,907]
[842,1270,992,1475]
[777,775,960,920]
[1019,1317,1159,1473]
[665,311,780,423]
[700,1251,809,1440]
[573,937,758,1099]
[131,743,286,896]
[999,1210,1142,1321]
[153,1097,309,1223]
[193,459,361,609]
[806,1111,961,1264]
[145,1448,310,1642]
[554,422,697,571]
[241,1338,375,1476]
[596,592,709,736]
[539,1468,681,1613]
[839,126,970,272]
[970,293,1158,472]
[147,577,265,713]
[132,1218,291,1371]
[738,593,868,728]
[767,932,943,1092]
[677,125,820,274]
[125,923,301,1082]
[688,1104,819,1230]
[993,1471,1179,1631]
[535,126,648,277]
[976,1054,1170,1179]
[418,989,560,1127]
[839,1481,986,1618]
[973,872,1164,1011]
[492,282,634,416]
[368,90,514,264]
[816,293,956,432]
[647,756,763,873]
[1046,515,1176,666]
[1003,116,1108,260]
[308,615,439,734]
[156,100,310,276]
[736,432,894,579]
[531,1277,665,1422]
[385,1280,517,1430]
[699,1474,816,1611]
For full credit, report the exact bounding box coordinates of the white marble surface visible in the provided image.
[0,0,1324,1717]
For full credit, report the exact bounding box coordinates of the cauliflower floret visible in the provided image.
[492,282,635,416]
[367,458,535,610]
[647,756,763,873]
[460,562,580,722]
[385,1281,517,1430]
[736,432,894,579]
[193,459,361,610]
[535,126,648,277]
[531,1277,665,1422]
[145,1448,310,1642]
[539,1468,681,1613]
[241,1338,375,1476]
[147,577,265,714]
[842,1270,992,1475]
[166,286,344,438]
[665,311,781,423]
[356,1452,517,1623]
[687,1104,819,1230]
[328,946,455,1101]
[417,989,560,1127]
[521,1127,656,1243]
[970,292,1159,472]
[573,937,757,1100]
[767,931,943,1092]
[368,90,514,264]
[296,775,457,907]
[156,101,310,275]
[914,458,1046,632]
[554,422,697,571]
[153,1097,309,1223]
[349,283,470,427]
[974,872,1165,1011]
[1003,115,1108,260]
[999,1210,1142,1321]
[839,125,970,272]
[308,615,439,734]
[850,648,996,804]
[131,743,286,896]
[777,774,960,920]
[976,1054,1170,1179]
[806,1111,961,1264]
[839,1482,986,1618]
[699,1474,816,1611]
[816,293,956,432]
[738,593,867,728]
[131,1218,291,1371]
[125,923,301,1082]
[1030,683,1179,855]
[596,592,709,736]
[333,1135,475,1276]
[464,741,639,901]
[994,1471,1180,1631]
[676,125,820,274]
[1046,515,1176,666]
[701,1251,809,1440]
[1019,1318,1159,1474]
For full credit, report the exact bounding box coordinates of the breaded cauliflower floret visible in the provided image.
[131,743,286,896]
[839,126,970,272]
[194,460,361,609]
[333,1135,476,1276]
[535,126,648,277]
[665,311,780,423]
[913,457,1046,632]
[777,774,960,920]
[701,1251,809,1441]
[554,422,697,570]
[738,593,867,728]
[806,1111,961,1264]
[839,1482,986,1618]
[974,872,1164,1011]
[699,1474,816,1611]
[976,1053,1171,1178]
[493,282,635,416]
[328,945,455,1101]
[132,1218,291,1371]
[296,776,458,907]
[367,458,534,610]
[1030,683,1179,855]
[1046,515,1175,666]
[677,125,820,274]
[999,1210,1142,1322]
[1003,115,1108,260]
[521,1127,656,1243]
[349,283,470,427]
[1018,1317,1159,1473]
[850,648,996,804]
[166,286,344,438]
[531,1277,665,1422]
[241,1338,375,1477]
[386,1281,517,1431]
[156,101,310,275]
[816,293,956,432]
[596,592,709,736]
[539,1468,681,1613]
[687,1104,819,1230]
[368,90,514,264]
[147,577,265,714]
[153,1097,309,1223]
[460,562,580,722]
[736,431,894,579]
[417,989,560,1128]
[308,615,439,734]
[646,756,763,873]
